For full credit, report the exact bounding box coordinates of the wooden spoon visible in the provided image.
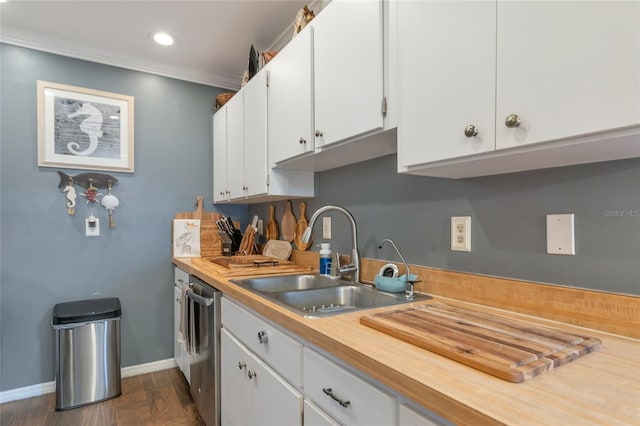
[294,201,311,250]
[266,205,279,241]
[281,200,296,242]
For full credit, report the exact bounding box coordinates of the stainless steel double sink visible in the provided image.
[231,274,431,318]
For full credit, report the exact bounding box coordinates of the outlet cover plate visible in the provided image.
[322,216,331,239]
[546,214,575,255]
[451,216,471,252]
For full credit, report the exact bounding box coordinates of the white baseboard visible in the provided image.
[0,358,178,404]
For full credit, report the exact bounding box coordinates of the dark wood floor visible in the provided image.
[0,368,205,426]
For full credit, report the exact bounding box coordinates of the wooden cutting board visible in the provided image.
[207,255,295,268]
[173,196,223,257]
[360,303,601,383]
[195,257,311,277]
[281,200,296,242]
[294,201,311,250]
[266,205,279,241]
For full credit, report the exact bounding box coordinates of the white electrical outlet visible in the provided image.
[323,216,332,239]
[451,216,471,252]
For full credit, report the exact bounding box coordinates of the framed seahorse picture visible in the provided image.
[37,80,134,173]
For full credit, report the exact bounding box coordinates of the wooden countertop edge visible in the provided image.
[174,257,639,425]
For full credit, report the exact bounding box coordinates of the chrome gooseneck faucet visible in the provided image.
[378,238,414,300]
[302,205,360,283]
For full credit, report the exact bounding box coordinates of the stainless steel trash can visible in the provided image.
[52,297,122,410]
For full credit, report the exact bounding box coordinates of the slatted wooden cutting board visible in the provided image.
[194,257,311,277]
[360,303,601,383]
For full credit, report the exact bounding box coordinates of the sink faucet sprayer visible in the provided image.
[378,238,414,300]
[302,205,360,283]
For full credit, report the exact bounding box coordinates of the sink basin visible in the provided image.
[231,274,343,293]
[232,274,431,318]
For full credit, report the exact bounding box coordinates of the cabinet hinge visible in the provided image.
[266,71,270,87]
[266,173,270,186]
[381,96,388,116]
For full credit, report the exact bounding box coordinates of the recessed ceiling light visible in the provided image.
[153,32,174,46]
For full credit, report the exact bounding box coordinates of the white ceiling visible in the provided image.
[0,0,312,90]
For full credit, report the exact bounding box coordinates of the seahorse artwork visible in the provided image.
[62,180,76,215]
[67,102,104,156]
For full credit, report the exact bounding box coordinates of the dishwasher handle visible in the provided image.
[186,288,215,306]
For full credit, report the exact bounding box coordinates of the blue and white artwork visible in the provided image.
[54,97,121,159]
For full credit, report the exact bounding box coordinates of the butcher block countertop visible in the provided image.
[174,257,640,425]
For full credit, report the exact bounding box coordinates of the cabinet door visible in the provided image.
[213,107,228,202]
[222,328,303,426]
[397,0,496,167]
[226,94,245,199]
[268,28,314,165]
[496,1,640,150]
[243,72,268,198]
[313,0,384,148]
[249,347,303,426]
[221,329,251,426]
[173,286,182,371]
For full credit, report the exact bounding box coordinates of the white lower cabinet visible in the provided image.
[173,267,190,383]
[220,296,447,426]
[221,328,303,426]
[304,347,395,426]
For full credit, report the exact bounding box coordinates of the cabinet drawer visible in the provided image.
[304,348,395,426]
[222,297,302,387]
[174,266,189,287]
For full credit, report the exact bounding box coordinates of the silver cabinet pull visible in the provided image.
[238,361,246,370]
[464,125,478,137]
[505,114,521,128]
[315,130,323,137]
[247,370,257,379]
[299,137,306,144]
[322,387,350,408]
[257,331,268,344]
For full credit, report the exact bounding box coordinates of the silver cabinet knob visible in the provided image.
[247,370,257,379]
[464,125,478,138]
[257,331,268,344]
[505,114,521,128]
[238,361,246,370]
[299,137,306,144]
[315,130,323,137]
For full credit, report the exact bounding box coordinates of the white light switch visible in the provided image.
[546,214,575,255]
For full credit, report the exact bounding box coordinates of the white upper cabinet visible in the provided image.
[243,72,269,198]
[213,66,314,204]
[495,1,640,150]
[269,0,395,172]
[397,0,640,178]
[397,0,496,167]
[312,0,384,149]
[268,28,314,166]
[226,93,245,199]
[213,103,228,203]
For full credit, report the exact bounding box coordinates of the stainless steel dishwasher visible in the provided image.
[187,276,221,426]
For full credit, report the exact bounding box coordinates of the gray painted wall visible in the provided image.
[249,155,640,296]
[0,44,248,391]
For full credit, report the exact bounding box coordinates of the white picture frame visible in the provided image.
[37,80,134,173]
